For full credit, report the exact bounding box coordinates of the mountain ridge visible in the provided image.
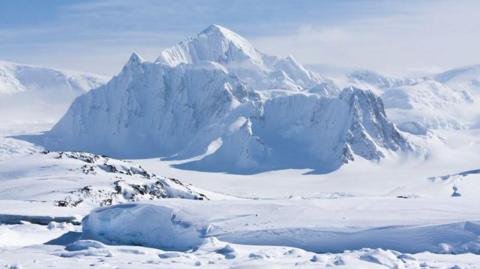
[46,25,414,174]
[0,60,107,123]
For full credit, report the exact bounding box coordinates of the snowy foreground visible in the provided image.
[1,124,480,268]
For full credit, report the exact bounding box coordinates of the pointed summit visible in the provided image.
[199,24,249,45]
[121,52,145,78]
[127,52,144,66]
[200,24,230,35]
[156,25,263,67]
[153,24,327,91]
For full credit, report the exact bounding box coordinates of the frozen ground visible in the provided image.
[1,122,480,268]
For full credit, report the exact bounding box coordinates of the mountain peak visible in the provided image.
[127,52,144,65]
[197,24,257,56]
[198,24,247,44]
[156,25,262,67]
[200,24,230,35]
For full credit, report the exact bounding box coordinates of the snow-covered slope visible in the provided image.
[435,64,480,94]
[47,25,412,173]
[382,78,475,133]
[0,61,107,124]
[0,151,207,209]
[346,70,408,94]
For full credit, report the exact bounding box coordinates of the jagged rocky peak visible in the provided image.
[126,52,144,66]
[117,52,147,84]
[340,87,412,159]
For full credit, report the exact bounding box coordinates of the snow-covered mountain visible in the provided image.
[157,25,337,93]
[346,70,408,94]
[0,61,107,124]
[382,78,475,133]
[315,66,480,134]
[435,64,480,93]
[47,25,413,173]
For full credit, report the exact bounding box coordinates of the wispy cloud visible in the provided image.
[253,1,480,76]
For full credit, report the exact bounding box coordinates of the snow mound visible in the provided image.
[46,25,413,173]
[82,203,208,251]
[65,240,106,251]
[82,201,480,254]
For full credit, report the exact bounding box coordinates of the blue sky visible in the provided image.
[1,0,479,76]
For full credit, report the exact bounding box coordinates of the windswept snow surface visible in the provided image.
[83,199,480,254]
[4,238,480,268]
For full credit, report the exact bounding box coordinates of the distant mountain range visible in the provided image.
[0,61,107,123]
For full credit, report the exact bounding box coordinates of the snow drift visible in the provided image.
[82,201,480,254]
[47,25,413,173]
[82,203,207,251]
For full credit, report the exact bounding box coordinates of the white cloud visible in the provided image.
[252,1,480,76]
